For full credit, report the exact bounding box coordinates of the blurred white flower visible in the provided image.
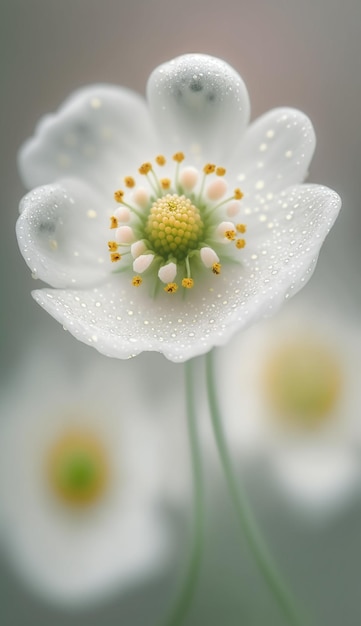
[0,348,178,606]
[16,54,340,363]
[215,300,361,519]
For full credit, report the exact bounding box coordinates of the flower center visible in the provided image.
[145,194,204,261]
[108,152,247,294]
[263,340,343,430]
[47,430,110,508]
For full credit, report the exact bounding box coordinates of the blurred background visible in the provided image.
[1,0,361,624]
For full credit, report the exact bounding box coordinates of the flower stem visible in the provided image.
[160,358,204,626]
[205,349,307,626]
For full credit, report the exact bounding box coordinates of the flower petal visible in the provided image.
[271,445,360,518]
[16,179,111,288]
[231,108,315,196]
[147,54,250,164]
[32,184,340,362]
[19,85,157,193]
[0,349,174,606]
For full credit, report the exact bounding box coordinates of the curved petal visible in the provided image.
[32,183,340,363]
[272,446,360,518]
[19,85,157,193]
[147,54,250,164]
[16,178,111,288]
[230,108,316,197]
[236,181,341,242]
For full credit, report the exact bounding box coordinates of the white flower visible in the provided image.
[0,348,176,606]
[215,300,361,519]
[16,54,340,362]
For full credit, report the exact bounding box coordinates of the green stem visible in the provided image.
[160,358,204,626]
[205,349,307,626]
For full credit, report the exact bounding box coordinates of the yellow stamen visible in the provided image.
[236,238,246,249]
[161,178,171,190]
[236,223,247,233]
[139,162,152,175]
[124,176,135,188]
[108,241,118,252]
[225,229,236,241]
[203,163,216,175]
[132,275,142,287]
[216,166,226,176]
[164,282,178,293]
[156,155,166,166]
[114,190,124,203]
[110,216,118,229]
[110,252,121,262]
[173,152,185,163]
[212,263,221,274]
[234,188,244,200]
[182,278,194,289]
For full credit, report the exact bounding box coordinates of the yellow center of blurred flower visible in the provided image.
[263,340,343,430]
[47,430,110,508]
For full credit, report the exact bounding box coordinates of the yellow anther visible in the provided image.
[182,278,194,289]
[139,162,152,175]
[110,252,121,262]
[161,178,171,190]
[225,229,236,241]
[236,223,247,233]
[114,190,124,203]
[132,275,143,287]
[173,152,185,163]
[236,238,246,249]
[124,176,135,188]
[109,216,118,229]
[203,163,216,175]
[164,282,178,293]
[216,166,226,176]
[167,199,177,210]
[108,241,118,252]
[212,263,221,274]
[156,155,166,166]
[234,188,244,200]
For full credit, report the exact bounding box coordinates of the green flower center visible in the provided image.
[47,431,109,508]
[145,194,204,261]
[108,153,247,292]
[263,341,342,430]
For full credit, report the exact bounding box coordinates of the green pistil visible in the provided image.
[56,451,99,496]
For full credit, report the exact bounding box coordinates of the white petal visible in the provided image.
[132,187,150,208]
[131,240,147,258]
[217,221,236,239]
[272,446,360,519]
[19,85,157,193]
[200,247,219,268]
[114,207,130,222]
[147,54,250,164]
[158,262,177,283]
[0,349,174,606]
[133,254,154,273]
[115,226,135,244]
[31,184,340,362]
[16,179,110,288]
[179,166,199,190]
[206,178,228,201]
[231,108,315,196]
